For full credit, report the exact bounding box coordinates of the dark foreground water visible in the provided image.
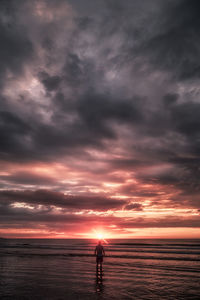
[0,239,199,299]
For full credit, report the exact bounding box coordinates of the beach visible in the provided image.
[0,239,199,299]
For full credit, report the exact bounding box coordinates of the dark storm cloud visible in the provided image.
[76,92,142,137]
[0,172,55,186]
[142,0,200,80]
[170,101,200,137]
[119,182,159,198]
[1,201,199,230]
[0,199,118,228]
[63,52,89,87]
[118,216,200,228]
[0,189,126,211]
[0,0,200,233]
[163,93,178,107]
[38,72,62,92]
[124,202,143,211]
[134,99,200,197]
[0,0,168,163]
[0,0,33,88]
[0,111,33,160]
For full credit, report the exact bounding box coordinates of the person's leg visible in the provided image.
[96,257,99,269]
[100,257,103,271]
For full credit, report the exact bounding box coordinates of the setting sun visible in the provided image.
[97,233,103,240]
[93,229,108,243]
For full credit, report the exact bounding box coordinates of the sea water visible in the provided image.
[0,239,199,299]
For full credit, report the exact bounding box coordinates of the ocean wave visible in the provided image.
[1,244,199,255]
[113,242,200,248]
[1,251,200,262]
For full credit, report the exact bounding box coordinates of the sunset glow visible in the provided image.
[92,229,109,243]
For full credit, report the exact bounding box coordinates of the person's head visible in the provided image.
[98,240,102,245]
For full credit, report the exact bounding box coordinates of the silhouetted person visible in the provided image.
[95,240,105,269]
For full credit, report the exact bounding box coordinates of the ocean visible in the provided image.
[0,239,199,299]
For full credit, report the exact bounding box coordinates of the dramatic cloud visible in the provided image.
[0,0,199,238]
[0,189,126,211]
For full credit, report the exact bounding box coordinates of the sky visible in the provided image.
[0,0,200,239]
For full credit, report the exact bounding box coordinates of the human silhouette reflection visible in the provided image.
[95,264,104,294]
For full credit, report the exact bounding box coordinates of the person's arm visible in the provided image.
[94,246,97,255]
[102,247,105,256]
